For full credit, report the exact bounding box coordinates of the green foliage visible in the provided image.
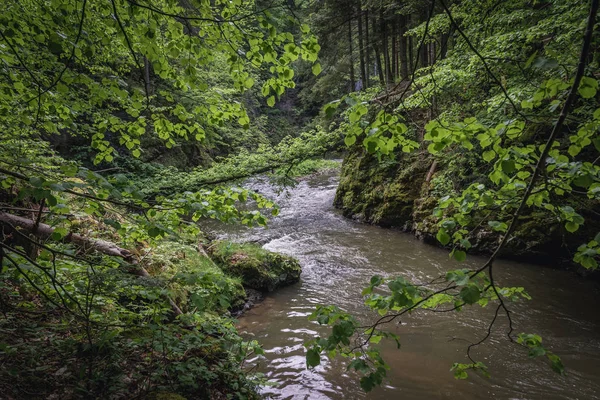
[311,0,599,392]
[517,333,565,375]
[425,77,600,269]
[131,127,337,197]
[450,361,490,380]
[0,0,321,163]
[2,0,599,395]
[0,210,265,398]
[320,91,419,158]
[304,304,392,393]
[573,233,600,270]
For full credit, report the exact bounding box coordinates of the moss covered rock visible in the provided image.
[334,147,430,229]
[208,241,301,292]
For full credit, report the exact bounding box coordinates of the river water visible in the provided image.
[206,169,600,400]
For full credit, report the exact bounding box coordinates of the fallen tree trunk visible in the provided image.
[0,211,182,316]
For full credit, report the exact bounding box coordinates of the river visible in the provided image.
[206,169,600,400]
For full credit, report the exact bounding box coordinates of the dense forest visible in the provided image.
[1,0,599,398]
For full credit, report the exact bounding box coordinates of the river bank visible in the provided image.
[334,148,600,276]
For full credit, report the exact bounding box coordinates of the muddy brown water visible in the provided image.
[205,170,600,400]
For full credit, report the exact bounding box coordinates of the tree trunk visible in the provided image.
[357,3,367,90]
[440,32,450,59]
[391,18,398,79]
[428,42,437,118]
[381,10,393,86]
[419,42,429,68]
[408,35,414,73]
[419,9,429,68]
[365,9,371,87]
[399,15,409,78]
[348,19,355,92]
[372,13,385,84]
[143,56,152,95]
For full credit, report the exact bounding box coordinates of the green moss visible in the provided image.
[208,241,301,292]
[335,147,429,228]
[144,240,247,312]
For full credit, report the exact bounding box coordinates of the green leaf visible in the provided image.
[436,229,451,246]
[529,346,546,357]
[46,194,57,206]
[593,137,600,152]
[548,353,565,375]
[51,227,68,241]
[579,76,598,99]
[482,150,496,162]
[565,221,579,233]
[349,359,370,373]
[148,226,162,238]
[324,101,339,118]
[521,99,534,109]
[454,370,468,380]
[369,335,382,344]
[441,220,456,230]
[460,285,480,305]
[306,348,321,367]
[460,238,472,250]
[568,145,581,157]
[524,51,537,69]
[312,62,322,76]
[453,250,467,262]
[344,135,357,146]
[579,86,596,98]
[501,159,516,174]
[267,96,275,107]
[447,270,469,286]
[488,220,508,232]
[30,177,44,188]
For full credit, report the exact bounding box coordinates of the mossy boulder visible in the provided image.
[334,146,429,229]
[208,241,301,292]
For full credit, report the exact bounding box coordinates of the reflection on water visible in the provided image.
[205,171,600,400]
